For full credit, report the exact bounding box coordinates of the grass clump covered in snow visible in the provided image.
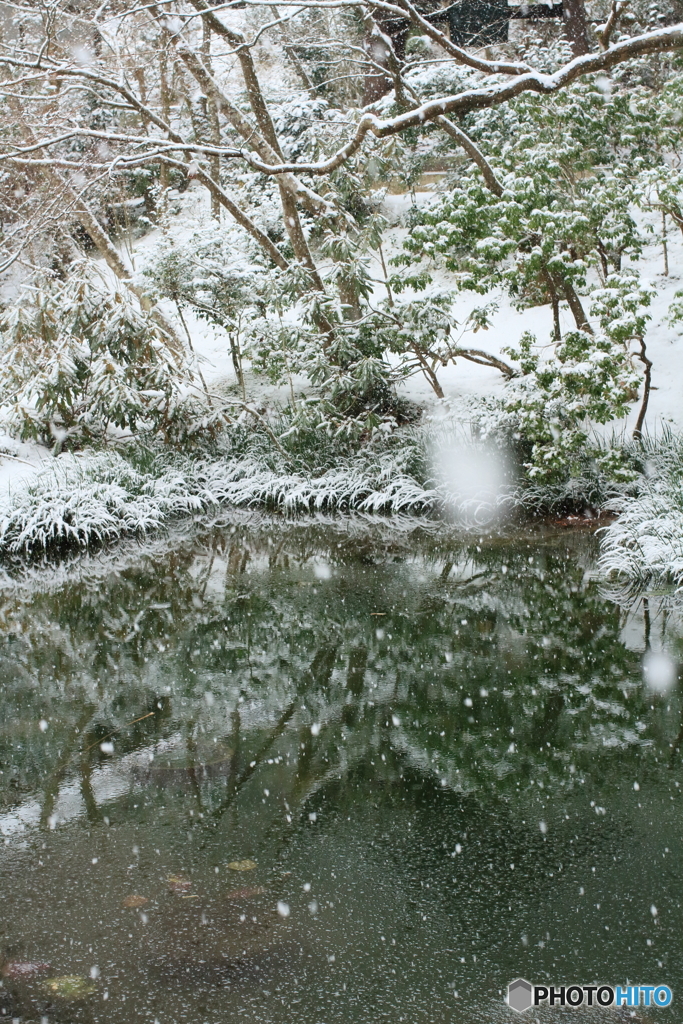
[599,430,683,588]
[0,430,435,558]
[0,415,650,561]
[4,399,683,586]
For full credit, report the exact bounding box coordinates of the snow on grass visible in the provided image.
[0,453,196,555]
[0,447,441,558]
[6,426,683,589]
[599,432,683,587]
[0,418,552,558]
[600,492,683,586]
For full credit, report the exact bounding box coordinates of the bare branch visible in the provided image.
[434,118,504,196]
[448,348,517,378]
[384,0,533,77]
[184,0,284,154]
[162,158,291,270]
[357,14,505,194]
[169,37,338,219]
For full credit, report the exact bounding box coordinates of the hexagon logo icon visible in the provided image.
[508,978,533,1013]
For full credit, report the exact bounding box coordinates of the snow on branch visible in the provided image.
[236,23,683,176]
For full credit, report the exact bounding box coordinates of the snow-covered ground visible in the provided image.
[0,435,52,505]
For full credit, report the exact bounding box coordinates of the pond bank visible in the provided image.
[0,429,679,596]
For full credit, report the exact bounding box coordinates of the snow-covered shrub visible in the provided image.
[241,225,423,439]
[600,432,683,587]
[248,318,416,446]
[397,76,676,474]
[500,328,639,481]
[0,264,215,450]
[142,226,268,391]
[499,273,652,481]
[0,439,436,557]
[400,100,644,339]
[272,96,340,163]
[0,452,197,555]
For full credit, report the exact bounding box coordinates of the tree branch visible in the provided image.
[596,0,629,50]
[185,0,284,155]
[162,157,291,270]
[449,347,517,377]
[433,117,504,196]
[170,38,337,219]
[232,24,683,176]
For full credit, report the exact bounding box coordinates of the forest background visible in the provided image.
[1,0,683,585]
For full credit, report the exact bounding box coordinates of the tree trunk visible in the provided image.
[229,333,245,394]
[159,26,172,192]
[362,14,408,105]
[633,337,652,439]
[541,268,562,340]
[563,0,590,56]
[559,276,593,334]
[551,294,561,341]
[201,19,221,221]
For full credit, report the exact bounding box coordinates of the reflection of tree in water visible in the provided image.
[0,522,682,1024]
[0,520,673,833]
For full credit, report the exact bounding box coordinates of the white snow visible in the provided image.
[1,139,683,578]
[128,179,683,438]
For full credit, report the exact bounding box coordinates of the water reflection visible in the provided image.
[0,518,681,1024]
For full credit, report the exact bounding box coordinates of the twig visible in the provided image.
[0,453,39,467]
[632,336,652,439]
[196,388,291,459]
[82,711,156,755]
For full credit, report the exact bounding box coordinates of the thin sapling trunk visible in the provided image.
[633,336,652,439]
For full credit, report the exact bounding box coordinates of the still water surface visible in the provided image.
[0,518,681,1024]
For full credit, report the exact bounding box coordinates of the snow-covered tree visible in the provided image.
[0,0,681,451]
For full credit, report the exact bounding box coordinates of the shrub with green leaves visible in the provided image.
[499,271,653,481]
[142,227,268,392]
[0,264,214,450]
[400,91,644,342]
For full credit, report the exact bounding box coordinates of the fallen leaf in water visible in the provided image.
[167,874,192,893]
[225,886,267,900]
[227,859,257,871]
[41,976,97,999]
[2,961,51,979]
[122,894,148,908]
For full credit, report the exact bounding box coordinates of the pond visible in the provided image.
[0,516,681,1024]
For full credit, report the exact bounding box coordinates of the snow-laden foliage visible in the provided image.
[498,272,652,480]
[0,264,216,450]
[0,453,197,555]
[600,432,683,586]
[398,76,683,478]
[1,0,683,569]
[0,443,437,557]
[1,411,579,557]
[400,81,652,327]
[141,225,269,392]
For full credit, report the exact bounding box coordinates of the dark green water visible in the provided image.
[0,518,681,1024]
